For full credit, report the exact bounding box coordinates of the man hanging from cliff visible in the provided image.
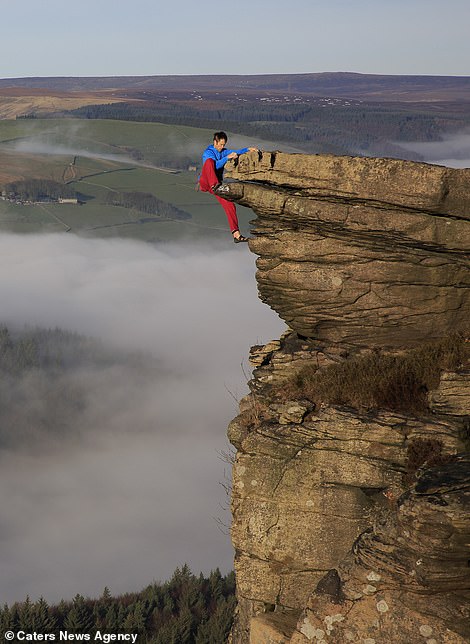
[199,131,258,243]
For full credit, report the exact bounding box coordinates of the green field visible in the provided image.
[0,119,258,242]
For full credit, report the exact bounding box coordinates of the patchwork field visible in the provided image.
[0,119,258,242]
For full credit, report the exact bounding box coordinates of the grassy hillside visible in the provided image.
[0,119,258,242]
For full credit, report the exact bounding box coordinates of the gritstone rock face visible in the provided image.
[224,152,470,643]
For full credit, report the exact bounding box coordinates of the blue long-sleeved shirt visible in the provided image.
[202,144,249,170]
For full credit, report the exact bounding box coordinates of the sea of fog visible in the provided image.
[398,131,470,169]
[0,233,285,604]
[1,132,468,606]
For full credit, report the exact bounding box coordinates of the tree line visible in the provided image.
[0,325,160,449]
[2,179,77,202]
[0,329,236,642]
[0,566,236,643]
[51,98,470,159]
[105,190,191,220]
[0,326,40,375]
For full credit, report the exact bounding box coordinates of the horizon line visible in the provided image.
[1,71,470,82]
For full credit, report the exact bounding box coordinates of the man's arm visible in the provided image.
[203,147,230,171]
[203,145,259,170]
[222,146,259,166]
[228,146,258,157]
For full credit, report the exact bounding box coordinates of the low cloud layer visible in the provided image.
[398,131,470,167]
[2,121,300,169]
[0,233,285,604]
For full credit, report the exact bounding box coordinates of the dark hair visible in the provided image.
[213,131,228,142]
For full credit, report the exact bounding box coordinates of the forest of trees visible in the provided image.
[57,97,470,158]
[0,328,236,642]
[0,566,236,643]
[105,191,191,220]
[0,325,163,449]
[2,179,77,202]
[0,325,40,374]
[0,325,121,373]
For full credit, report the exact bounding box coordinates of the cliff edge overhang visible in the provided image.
[223,151,470,349]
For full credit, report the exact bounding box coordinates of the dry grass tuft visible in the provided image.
[277,334,469,414]
[404,438,455,486]
[237,398,271,431]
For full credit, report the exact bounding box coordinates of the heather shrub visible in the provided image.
[278,334,469,414]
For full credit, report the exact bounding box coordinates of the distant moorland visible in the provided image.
[1,72,469,241]
[2,72,470,158]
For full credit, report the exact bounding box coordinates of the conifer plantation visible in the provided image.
[0,567,236,643]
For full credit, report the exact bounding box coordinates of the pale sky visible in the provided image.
[1,0,469,79]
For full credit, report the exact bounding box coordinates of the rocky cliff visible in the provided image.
[222,152,470,643]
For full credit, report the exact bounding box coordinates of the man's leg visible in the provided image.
[200,159,240,233]
[214,194,239,233]
[199,159,220,192]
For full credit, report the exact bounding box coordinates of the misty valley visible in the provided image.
[0,325,167,450]
[0,293,238,639]
[0,230,285,640]
[0,72,469,643]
